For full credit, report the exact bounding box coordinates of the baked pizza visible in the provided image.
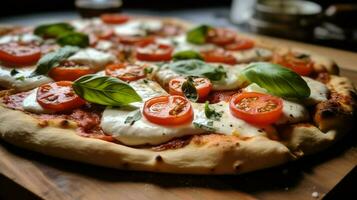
[0,14,355,174]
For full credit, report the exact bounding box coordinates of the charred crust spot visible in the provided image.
[38,120,49,127]
[60,119,70,127]
[320,107,337,118]
[235,142,240,147]
[122,162,129,169]
[155,155,163,162]
[233,162,241,172]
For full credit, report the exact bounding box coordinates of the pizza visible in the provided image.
[0,14,355,174]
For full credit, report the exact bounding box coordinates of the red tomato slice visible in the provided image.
[105,63,146,82]
[0,42,41,66]
[100,14,130,24]
[135,43,173,61]
[229,92,283,125]
[49,61,95,81]
[206,28,236,46]
[37,81,86,112]
[207,90,238,104]
[272,52,313,76]
[143,95,194,126]
[201,49,237,65]
[225,38,255,51]
[169,77,212,102]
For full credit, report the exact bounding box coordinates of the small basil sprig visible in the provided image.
[169,59,227,81]
[124,110,142,125]
[240,62,311,99]
[193,121,215,132]
[173,50,203,61]
[204,101,222,121]
[34,22,89,47]
[30,46,79,77]
[57,32,89,48]
[73,74,142,106]
[34,22,74,38]
[186,25,212,44]
[181,77,198,102]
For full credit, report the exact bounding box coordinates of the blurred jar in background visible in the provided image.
[75,0,123,18]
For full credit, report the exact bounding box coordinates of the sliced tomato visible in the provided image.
[206,28,236,46]
[225,38,254,51]
[100,14,130,24]
[201,49,237,65]
[49,61,95,81]
[207,90,238,104]
[272,52,313,76]
[135,43,173,61]
[37,81,86,112]
[0,42,41,66]
[117,35,155,45]
[105,63,146,82]
[169,77,212,102]
[229,92,283,125]
[143,95,193,126]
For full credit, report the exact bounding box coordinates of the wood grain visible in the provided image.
[0,36,357,200]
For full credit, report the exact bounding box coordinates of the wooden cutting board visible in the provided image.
[0,36,356,200]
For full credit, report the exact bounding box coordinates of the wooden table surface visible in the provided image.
[0,24,357,200]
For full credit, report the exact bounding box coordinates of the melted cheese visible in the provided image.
[101,80,271,145]
[303,77,329,105]
[114,19,163,36]
[0,33,42,44]
[0,66,52,91]
[68,48,115,70]
[230,48,272,63]
[22,89,53,114]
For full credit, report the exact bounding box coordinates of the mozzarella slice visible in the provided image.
[114,19,163,37]
[230,48,272,63]
[0,66,52,91]
[0,33,42,44]
[22,88,53,114]
[303,77,329,105]
[95,40,113,51]
[68,48,115,71]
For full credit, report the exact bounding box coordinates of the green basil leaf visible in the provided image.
[193,120,215,132]
[73,74,142,106]
[241,62,311,99]
[30,46,79,77]
[10,69,19,76]
[57,32,89,48]
[34,22,74,38]
[204,101,222,121]
[173,50,203,61]
[168,59,227,81]
[124,110,142,125]
[186,25,212,44]
[182,77,198,102]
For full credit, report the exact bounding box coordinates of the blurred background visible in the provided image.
[0,0,356,52]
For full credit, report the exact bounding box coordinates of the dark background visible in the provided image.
[0,0,355,16]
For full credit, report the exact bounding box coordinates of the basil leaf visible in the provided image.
[10,69,19,76]
[124,110,142,125]
[169,59,226,81]
[30,46,79,77]
[34,22,74,38]
[173,50,203,61]
[182,77,198,102]
[193,121,215,132]
[144,67,153,75]
[57,32,89,48]
[73,74,142,106]
[241,62,311,99]
[204,101,222,121]
[186,25,212,44]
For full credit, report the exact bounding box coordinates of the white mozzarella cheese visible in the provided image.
[101,79,272,145]
[114,19,163,37]
[95,40,113,51]
[0,33,42,44]
[303,77,329,105]
[230,48,272,63]
[171,34,216,53]
[22,89,53,114]
[68,48,115,70]
[275,100,310,124]
[0,66,52,91]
